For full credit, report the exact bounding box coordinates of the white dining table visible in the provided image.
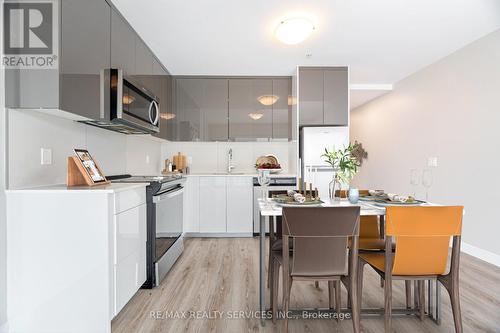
[257,198,442,325]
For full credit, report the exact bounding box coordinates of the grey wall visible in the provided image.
[351,29,500,259]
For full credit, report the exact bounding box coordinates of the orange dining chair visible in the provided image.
[357,206,464,333]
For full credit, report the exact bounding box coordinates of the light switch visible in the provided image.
[41,148,52,165]
[146,154,150,164]
[427,157,438,167]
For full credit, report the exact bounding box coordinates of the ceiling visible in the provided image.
[113,0,500,108]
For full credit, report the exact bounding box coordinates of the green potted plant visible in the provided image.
[321,143,361,200]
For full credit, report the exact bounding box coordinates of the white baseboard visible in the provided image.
[461,242,500,267]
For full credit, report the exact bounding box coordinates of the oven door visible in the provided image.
[153,186,183,261]
[152,185,184,285]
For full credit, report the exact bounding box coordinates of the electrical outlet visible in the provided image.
[41,148,52,165]
[427,156,438,167]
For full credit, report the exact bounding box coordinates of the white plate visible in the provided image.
[256,168,282,174]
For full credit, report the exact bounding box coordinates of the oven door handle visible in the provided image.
[153,187,184,203]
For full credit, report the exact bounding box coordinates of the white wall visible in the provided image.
[6,110,163,189]
[350,29,500,263]
[162,141,297,174]
[0,1,8,325]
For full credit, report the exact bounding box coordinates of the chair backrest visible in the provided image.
[386,206,463,275]
[360,215,380,238]
[282,207,360,277]
[268,190,288,238]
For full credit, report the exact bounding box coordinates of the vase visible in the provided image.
[328,170,341,201]
[348,188,360,204]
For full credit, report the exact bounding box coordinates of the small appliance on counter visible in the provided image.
[107,174,185,288]
[162,152,188,175]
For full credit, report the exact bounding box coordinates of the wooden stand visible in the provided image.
[67,156,110,187]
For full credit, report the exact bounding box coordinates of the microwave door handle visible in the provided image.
[116,69,124,118]
[149,100,159,125]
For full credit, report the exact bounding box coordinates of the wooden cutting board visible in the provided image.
[173,152,186,171]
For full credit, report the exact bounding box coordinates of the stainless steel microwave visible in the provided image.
[80,69,160,134]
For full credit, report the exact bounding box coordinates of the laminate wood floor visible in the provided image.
[112,238,500,333]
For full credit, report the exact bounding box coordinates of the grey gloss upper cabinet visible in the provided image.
[111,10,135,75]
[60,0,111,120]
[323,68,348,125]
[272,79,292,139]
[176,78,228,141]
[152,63,174,141]
[5,0,111,112]
[298,68,324,126]
[298,67,348,126]
[228,79,272,140]
[135,38,153,76]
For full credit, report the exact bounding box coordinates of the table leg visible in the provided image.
[379,215,385,239]
[436,280,441,325]
[259,213,266,326]
[428,279,434,319]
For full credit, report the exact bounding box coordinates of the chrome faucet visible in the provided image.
[227,148,236,173]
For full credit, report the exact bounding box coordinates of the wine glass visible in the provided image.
[410,169,420,197]
[422,169,433,201]
[258,169,271,206]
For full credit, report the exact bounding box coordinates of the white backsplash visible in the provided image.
[7,109,162,189]
[162,141,297,174]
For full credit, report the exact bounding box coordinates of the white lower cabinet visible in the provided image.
[226,177,253,233]
[5,184,147,332]
[186,176,253,235]
[199,176,227,232]
[113,202,147,316]
[183,176,200,232]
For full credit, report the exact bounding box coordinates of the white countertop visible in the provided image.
[5,182,148,194]
[186,172,297,178]
[257,198,386,216]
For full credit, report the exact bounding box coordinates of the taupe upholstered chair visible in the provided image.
[271,206,361,333]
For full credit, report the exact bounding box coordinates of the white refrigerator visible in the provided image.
[300,126,349,199]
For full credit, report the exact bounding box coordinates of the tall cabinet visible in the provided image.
[298,67,349,126]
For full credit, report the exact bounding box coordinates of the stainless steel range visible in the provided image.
[108,174,185,288]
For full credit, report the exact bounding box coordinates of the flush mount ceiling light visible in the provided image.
[160,113,176,120]
[275,17,315,45]
[257,95,279,106]
[248,112,264,120]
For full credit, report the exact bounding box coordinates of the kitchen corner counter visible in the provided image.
[5,181,148,332]
[5,182,148,194]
